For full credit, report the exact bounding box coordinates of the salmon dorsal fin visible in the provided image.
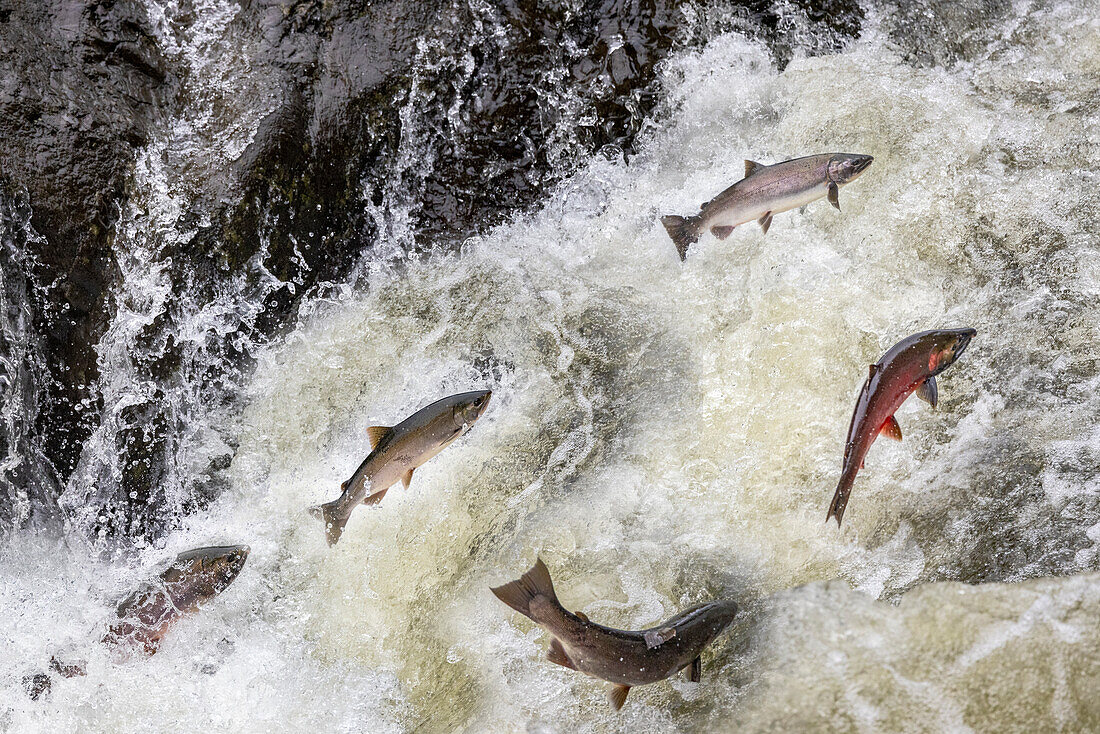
[574,611,589,623]
[744,159,765,177]
[547,638,576,669]
[643,626,677,649]
[366,425,392,450]
[868,363,879,379]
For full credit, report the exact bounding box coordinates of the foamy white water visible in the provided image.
[3,0,1100,731]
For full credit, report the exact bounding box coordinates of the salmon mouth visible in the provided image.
[849,155,874,177]
[953,328,976,359]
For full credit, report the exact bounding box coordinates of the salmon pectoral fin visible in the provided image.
[688,656,701,683]
[547,638,576,670]
[607,684,631,711]
[758,211,772,235]
[710,225,735,240]
[366,425,393,450]
[489,558,559,619]
[828,182,840,210]
[401,469,414,489]
[643,626,677,650]
[917,376,938,409]
[880,415,902,442]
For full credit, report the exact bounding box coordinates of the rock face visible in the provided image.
[0,0,862,536]
[0,0,171,526]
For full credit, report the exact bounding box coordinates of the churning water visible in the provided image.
[3,0,1100,731]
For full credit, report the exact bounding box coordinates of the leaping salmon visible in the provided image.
[828,328,976,526]
[491,558,737,710]
[661,153,873,260]
[310,390,492,545]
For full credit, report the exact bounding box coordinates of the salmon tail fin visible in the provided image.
[50,656,86,678]
[309,500,347,546]
[826,482,849,527]
[489,557,558,620]
[660,214,702,261]
[23,672,53,700]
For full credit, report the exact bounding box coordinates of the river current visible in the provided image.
[3,1,1100,731]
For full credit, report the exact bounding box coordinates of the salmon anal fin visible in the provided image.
[643,626,677,649]
[744,159,764,177]
[547,638,576,670]
[758,211,772,235]
[828,182,840,210]
[881,415,902,442]
[363,488,389,506]
[401,469,413,489]
[711,225,735,240]
[689,656,701,682]
[607,684,631,710]
[917,376,938,409]
[366,426,392,450]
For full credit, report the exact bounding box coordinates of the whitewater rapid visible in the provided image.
[4,0,1100,731]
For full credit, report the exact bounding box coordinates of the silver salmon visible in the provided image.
[661,153,873,260]
[491,558,737,710]
[311,390,492,545]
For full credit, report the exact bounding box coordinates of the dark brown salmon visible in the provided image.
[24,545,249,699]
[491,558,737,710]
[828,328,976,526]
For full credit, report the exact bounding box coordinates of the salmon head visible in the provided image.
[922,328,976,375]
[452,389,492,427]
[827,154,874,185]
[162,545,250,612]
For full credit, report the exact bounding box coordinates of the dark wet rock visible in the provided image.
[0,0,863,536]
[0,0,171,527]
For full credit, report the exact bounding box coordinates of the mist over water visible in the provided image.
[3,0,1100,731]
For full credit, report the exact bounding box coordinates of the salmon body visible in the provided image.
[105,544,250,653]
[26,545,249,699]
[828,328,976,525]
[661,153,873,260]
[491,559,737,710]
[311,390,491,545]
